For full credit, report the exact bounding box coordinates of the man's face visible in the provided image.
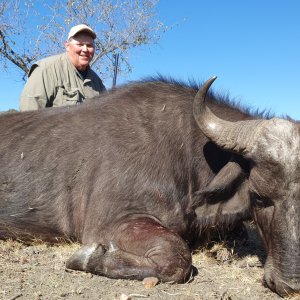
[65,33,95,71]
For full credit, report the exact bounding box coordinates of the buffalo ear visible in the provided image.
[200,160,248,203]
[218,180,251,217]
[194,159,251,222]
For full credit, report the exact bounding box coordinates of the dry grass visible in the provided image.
[0,225,299,300]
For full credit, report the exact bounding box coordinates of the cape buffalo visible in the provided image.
[0,77,299,297]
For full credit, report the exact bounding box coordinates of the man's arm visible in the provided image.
[19,65,50,111]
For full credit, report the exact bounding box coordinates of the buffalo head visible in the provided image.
[193,77,300,297]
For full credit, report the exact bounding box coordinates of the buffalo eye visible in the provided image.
[251,193,273,209]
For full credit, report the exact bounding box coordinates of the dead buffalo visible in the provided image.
[0,77,299,297]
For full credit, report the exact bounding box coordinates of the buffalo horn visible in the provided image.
[193,77,267,156]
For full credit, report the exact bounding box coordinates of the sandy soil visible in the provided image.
[0,224,298,300]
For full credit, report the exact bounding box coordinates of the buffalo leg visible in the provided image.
[66,217,192,283]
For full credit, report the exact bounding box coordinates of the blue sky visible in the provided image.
[1,1,300,119]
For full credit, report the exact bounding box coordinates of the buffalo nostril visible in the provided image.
[264,276,276,291]
[269,279,299,297]
[269,279,276,290]
[263,261,300,296]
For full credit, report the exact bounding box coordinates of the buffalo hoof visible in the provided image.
[66,243,107,272]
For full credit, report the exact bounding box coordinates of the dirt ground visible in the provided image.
[0,224,299,300]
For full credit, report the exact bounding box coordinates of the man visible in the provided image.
[19,24,106,111]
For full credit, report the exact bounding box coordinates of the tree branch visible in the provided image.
[0,29,30,74]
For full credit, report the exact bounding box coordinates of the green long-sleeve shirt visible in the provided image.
[19,53,106,111]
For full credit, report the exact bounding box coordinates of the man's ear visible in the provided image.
[65,41,69,51]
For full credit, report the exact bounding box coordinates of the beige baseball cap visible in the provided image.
[67,24,96,40]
